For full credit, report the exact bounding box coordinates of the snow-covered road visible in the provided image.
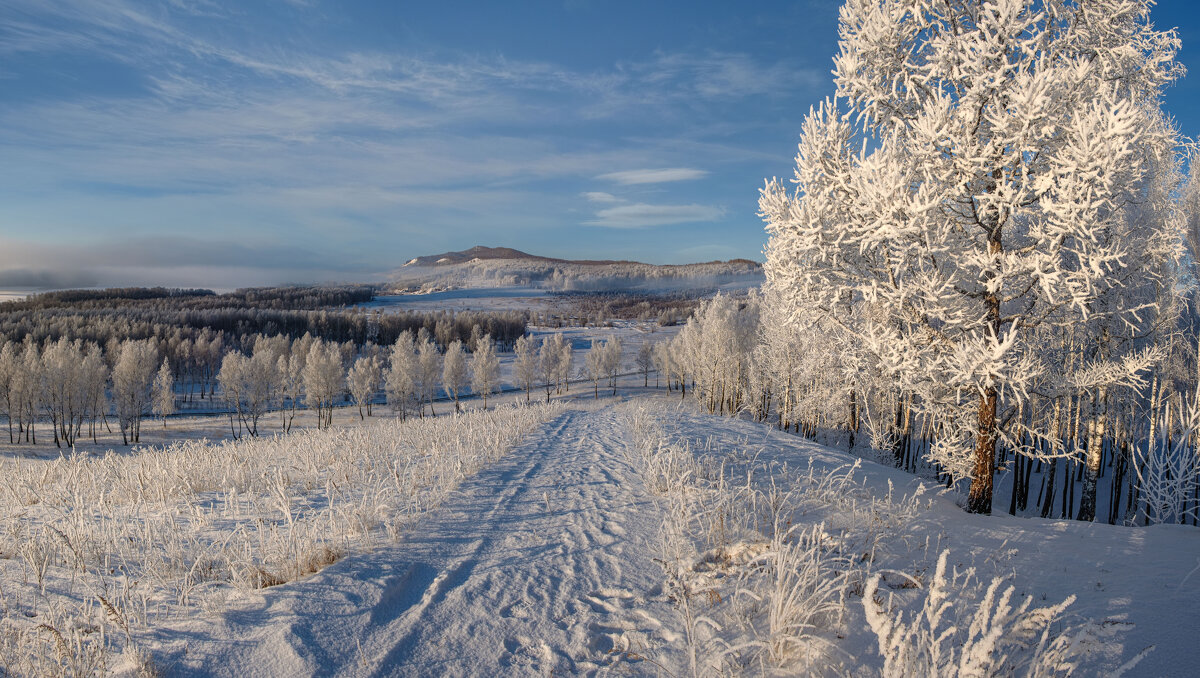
[163,404,672,676]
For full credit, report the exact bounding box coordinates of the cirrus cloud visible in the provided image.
[596,167,708,185]
[582,191,621,203]
[585,202,724,229]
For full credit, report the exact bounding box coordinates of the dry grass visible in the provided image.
[0,402,562,676]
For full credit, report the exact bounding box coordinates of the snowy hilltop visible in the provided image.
[386,245,763,294]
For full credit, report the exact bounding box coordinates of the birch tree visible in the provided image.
[416,337,442,416]
[0,341,14,443]
[540,334,566,403]
[385,332,418,419]
[442,340,469,413]
[303,340,344,430]
[513,334,539,403]
[602,336,623,396]
[348,355,381,419]
[278,345,304,433]
[636,341,654,388]
[152,358,175,427]
[470,334,500,409]
[760,0,1186,514]
[557,335,573,394]
[112,339,158,445]
[585,339,605,399]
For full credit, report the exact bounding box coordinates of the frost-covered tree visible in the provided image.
[470,334,500,409]
[112,339,158,445]
[152,358,175,427]
[218,353,250,438]
[585,339,606,399]
[557,335,573,394]
[303,340,345,429]
[636,341,654,388]
[513,334,539,403]
[416,337,442,416]
[602,336,623,396]
[0,341,15,443]
[760,0,1186,514]
[385,332,419,419]
[79,346,108,444]
[540,333,566,403]
[277,344,304,432]
[652,341,674,392]
[672,294,761,415]
[14,340,40,443]
[442,340,469,413]
[348,355,381,419]
[39,338,92,447]
[219,341,282,438]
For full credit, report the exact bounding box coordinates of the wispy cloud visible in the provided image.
[596,168,708,185]
[585,203,724,228]
[582,191,621,203]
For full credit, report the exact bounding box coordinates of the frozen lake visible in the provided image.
[0,289,37,303]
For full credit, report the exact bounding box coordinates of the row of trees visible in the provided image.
[0,296,528,391]
[0,284,373,312]
[1,303,658,446]
[0,337,174,447]
[659,287,1200,526]
[218,329,584,435]
[511,333,573,403]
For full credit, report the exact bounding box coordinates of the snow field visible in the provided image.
[0,402,561,676]
[154,399,678,676]
[622,400,1198,676]
[3,393,1195,675]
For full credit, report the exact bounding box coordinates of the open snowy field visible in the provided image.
[2,392,1195,676]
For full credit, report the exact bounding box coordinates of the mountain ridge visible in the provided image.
[402,245,759,269]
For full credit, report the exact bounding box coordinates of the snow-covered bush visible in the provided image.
[734,523,849,668]
[864,551,1079,678]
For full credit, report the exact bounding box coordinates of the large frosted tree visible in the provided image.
[760,0,1185,514]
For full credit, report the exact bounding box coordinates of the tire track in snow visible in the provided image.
[166,405,673,677]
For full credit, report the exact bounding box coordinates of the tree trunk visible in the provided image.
[1078,386,1108,522]
[848,389,858,451]
[967,385,998,514]
[968,176,1003,515]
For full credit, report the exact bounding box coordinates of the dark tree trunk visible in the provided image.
[967,385,998,515]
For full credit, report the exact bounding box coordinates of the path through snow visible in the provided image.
[158,403,675,676]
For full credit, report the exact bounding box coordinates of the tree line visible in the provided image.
[0,323,653,447]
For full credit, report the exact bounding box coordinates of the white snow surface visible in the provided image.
[137,399,1199,676]
[151,403,677,676]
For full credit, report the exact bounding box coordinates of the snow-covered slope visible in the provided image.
[140,399,1200,676]
[150,403,678,676]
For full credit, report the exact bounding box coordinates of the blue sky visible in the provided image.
[1,1,1199,289]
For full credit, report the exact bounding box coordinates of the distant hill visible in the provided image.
[402,245,757,269]
[389,246,762,294]
[402,246,557,267]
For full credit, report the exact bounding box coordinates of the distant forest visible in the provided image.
[0,285,529,351]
